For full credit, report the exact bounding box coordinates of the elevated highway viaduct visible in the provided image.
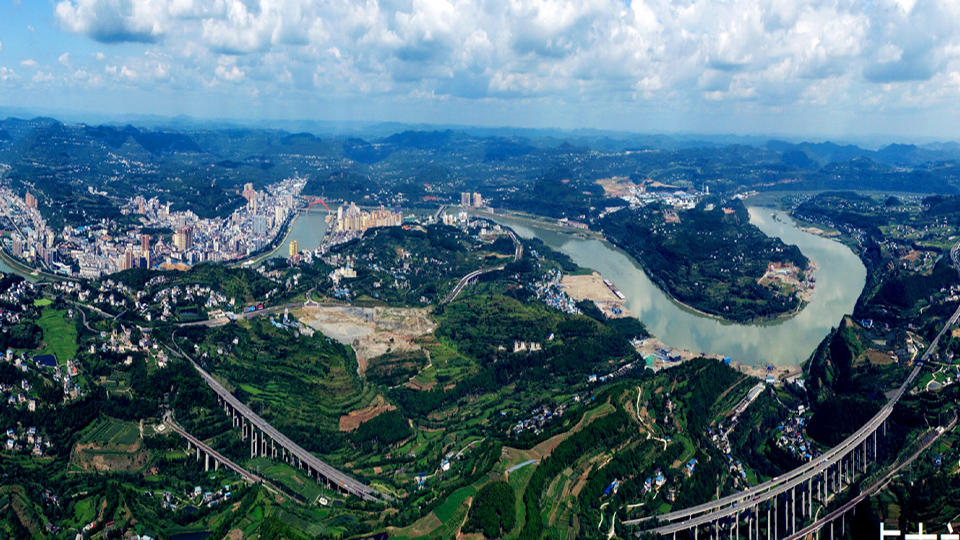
[625,241,960,539]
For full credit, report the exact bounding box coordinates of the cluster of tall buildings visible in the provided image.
[334,203,403,233]
[460,192,483,208]
[1,177,307,278]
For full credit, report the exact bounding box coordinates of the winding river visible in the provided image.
[493,208,865,367]
[0,204,863,367]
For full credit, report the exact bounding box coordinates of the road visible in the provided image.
[441,231,522,304]
[172,339,391,503]
[164,412,264,485]
[626,240,960,534]
[783,412,958,540]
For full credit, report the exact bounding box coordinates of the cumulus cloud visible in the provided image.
[55,0,167,43]
[29,0,960,125]
[215,64,245,82]
[32,71,55,84]
[20,59,37,67]
[0,41,3,52]
[59,53,71,66]
[0,67,16,83]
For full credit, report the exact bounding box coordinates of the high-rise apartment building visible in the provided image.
[252,215,268,236]
[25,192,38,209]
[460,192,471,207]
[173,225,194,251]
[289,240,299,257]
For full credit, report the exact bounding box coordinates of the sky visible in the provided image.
[1,0,960,139]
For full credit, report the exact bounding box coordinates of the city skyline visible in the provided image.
[1,1,960,139]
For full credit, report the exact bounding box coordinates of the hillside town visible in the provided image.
[0,176,306,279]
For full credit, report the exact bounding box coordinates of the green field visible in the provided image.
[33,298,52,307]
[37,308,78,363]
[250,458,326,503]
[79,418,141,447]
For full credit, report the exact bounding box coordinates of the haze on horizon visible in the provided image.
[1,0,960,140]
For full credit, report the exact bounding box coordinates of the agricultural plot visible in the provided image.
[37,308,78,363]
[78,418,141,447]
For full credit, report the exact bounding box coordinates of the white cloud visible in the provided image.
[59,52,71,66]
[32,71,54,84]
[22,0,960,132]
[0,41,3,52]
[20,59,37,67]
[55,0,167,43]
[0,67,16,83]
[215,64,245,82]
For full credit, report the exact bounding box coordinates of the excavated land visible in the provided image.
[297,305,436,376]
[561,272,633,318]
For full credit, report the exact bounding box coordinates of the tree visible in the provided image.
[464,481,517,539]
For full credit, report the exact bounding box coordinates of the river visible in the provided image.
[0,204,862,367]
[256,208,329,264]
[493,208,865,367]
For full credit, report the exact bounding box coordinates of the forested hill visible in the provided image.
[600,200,810,323]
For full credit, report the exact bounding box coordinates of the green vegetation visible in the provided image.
[601,199,810,322]
[176,318,369,453]
[37,308,78,362]
[328,223,516,306]
[464,481,516,539]
[78,417,141,447]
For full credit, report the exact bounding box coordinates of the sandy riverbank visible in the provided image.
[634,336,801,382]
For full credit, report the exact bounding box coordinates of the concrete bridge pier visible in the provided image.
[767,503,771,540]
[196,446,201,462]
[791,487,796,536]
[774,494,778,539]
[205,452,210,472]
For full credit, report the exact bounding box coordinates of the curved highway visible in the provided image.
[442,231,522,304]
[164,412,264,484]
[187,357,392,503]
[625,240,960,533]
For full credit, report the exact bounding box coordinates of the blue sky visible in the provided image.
[2,0,960,139]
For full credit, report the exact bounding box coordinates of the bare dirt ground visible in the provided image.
[561,272,633,318]
[339,394,396,432]
[73,440,148,472]
[595,177,637,197]
[297,305,436,376]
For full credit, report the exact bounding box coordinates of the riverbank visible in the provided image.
[492,209,865,367]
[634,336,801,382]
[0,245,71,282]
[560,272,633,318]
[471,208,605,240]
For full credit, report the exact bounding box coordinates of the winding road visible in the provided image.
[442,231,522,304]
